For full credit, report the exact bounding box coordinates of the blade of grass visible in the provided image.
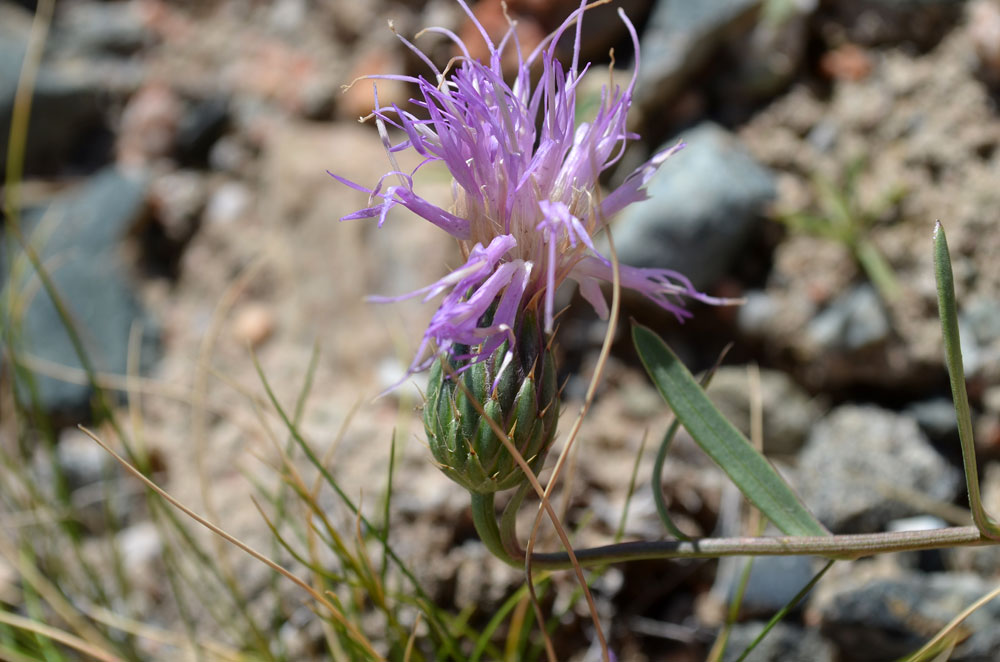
[732,559,835,662]
[897,580,1000,661]
[614,431,647,543]
[633,323,829,537]
[78,426,386,662]
[932,221,1000,540]
[652,343,731,541]
[0,610,120,662]
[249,355,463,661]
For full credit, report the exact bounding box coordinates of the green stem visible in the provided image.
[480,491,988,571]
[470,492,521,567]
[492,525,987,570]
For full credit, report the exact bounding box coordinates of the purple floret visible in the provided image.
[332,0,729,379]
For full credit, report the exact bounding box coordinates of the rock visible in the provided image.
[175,97,229,167]
[231,303,276,348]
[49,0,154,56]
[635,0,761,118]
[970,0,1000,85]
[721,621,835,662]
[818,0,968,50]
[805,283,891,352]
[56,427,113,491]
[204,180,251,226]
[904,397,960,445]
[706,366,821,455]
[0,168,160,418]
[149,170,207,243]
[796,405,961,533]
[0,31,106,177]
[816,571,1000,661]
[716,0,818,104]
[116,82,183,166]
[728,555,820,618]
[610,122,776,291]
[117,521,162,576]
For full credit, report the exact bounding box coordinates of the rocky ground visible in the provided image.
[4,0,1000,660]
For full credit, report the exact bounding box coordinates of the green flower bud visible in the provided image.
[423,313,559,494]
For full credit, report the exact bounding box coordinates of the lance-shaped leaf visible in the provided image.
[633,323,829,538]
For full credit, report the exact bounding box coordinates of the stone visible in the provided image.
[705,365,821,455]
[716,0,819,105]
[635,0,761,118]
[818,0,969,49]
[904,397,960,445]
[817,570,1000,661]
[0,31,106,177]
[796,405,961,533]
[231,303,276,348]
[1,168,160,418]
[610,122,776,291]
[175,97,229,167]
[970,0,1000,85]
[805,283,891,352]
[727,555,820,618]
[721,621,835,662]
[56,427,113,491]
[116,82,183,166]
[49,0,154,56]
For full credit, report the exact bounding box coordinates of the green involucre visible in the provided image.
[424,315,558,494]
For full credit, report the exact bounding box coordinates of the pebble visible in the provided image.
[805,283,890,352]
[56,427,113,491]
[635,0,760,117]
[721,621,835,662]
[611,122,776,291]
[231,303,276,348]
[117,82,183,166]
[1,168,160,417]
[816,570,1000,661]
[796,405,961,533]
[205,180,251,226]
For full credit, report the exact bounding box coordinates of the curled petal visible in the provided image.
[600,142,684,219]
[570,255,736,322]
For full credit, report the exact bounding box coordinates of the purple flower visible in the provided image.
[332,0,729,376]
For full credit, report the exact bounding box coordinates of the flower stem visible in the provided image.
[477,500,987,569]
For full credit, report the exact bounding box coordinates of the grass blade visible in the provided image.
[932,221,1000,540]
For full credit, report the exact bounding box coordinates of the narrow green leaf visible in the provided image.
[933,221,1000,540]
[632,323,829,537]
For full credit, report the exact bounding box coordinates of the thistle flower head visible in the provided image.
[332,0,729,377]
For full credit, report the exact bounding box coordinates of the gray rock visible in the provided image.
[716,0,818,105]
[963,297,1000,346]
[706,366,821,455]
[49,1,154,56]
[728,555,820,618]
[611,122,776,290]
[817,571,1000,662]
[721,621,835,662]
[175,98,230,167]
[904,397,960,445]
[806,283,890,351]
[0,31,105,177]
[635,0,761,115]
[796,405,961,533]
[55,427,113,491]
[1,168,160,417]
[821,0,968,49]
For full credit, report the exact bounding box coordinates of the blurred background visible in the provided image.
[4,0,1000,660]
